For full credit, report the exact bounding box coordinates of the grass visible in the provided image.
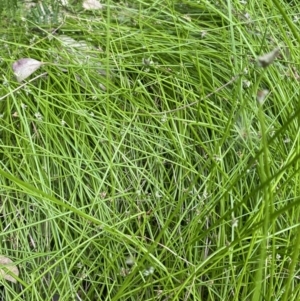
[0,0,299,300]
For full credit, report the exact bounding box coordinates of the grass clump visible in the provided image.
[0,0,299,300]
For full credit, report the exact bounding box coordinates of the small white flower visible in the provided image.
[142,57,154,66]
[34,112,43,120]
[214,155,222,162]
[155,191,162,198]
[119,267,130,277]
[125,257,135,266]
[61,120,66,126]
[201,30,207,38]
[182,14,191,22]
[21,103,27,109]
[143,266,154,277]
[243,80,251,88]
[244,12,251,21]
[24,87,32,95]
[161,114,167,123]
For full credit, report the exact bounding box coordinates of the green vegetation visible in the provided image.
[0,0,299,300]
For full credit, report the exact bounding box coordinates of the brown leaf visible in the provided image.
[12,58,44,82]
[82,0,103,10]
[256,89,269,104]
[257,47,280,68]
[0,255,19,283]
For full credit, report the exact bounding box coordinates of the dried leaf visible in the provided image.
[12,58,44,82]
[0,255,19,283]
[58,35,90,51]
[257,47,280,68]
[82,0,103,10]
[257,89,269,104]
